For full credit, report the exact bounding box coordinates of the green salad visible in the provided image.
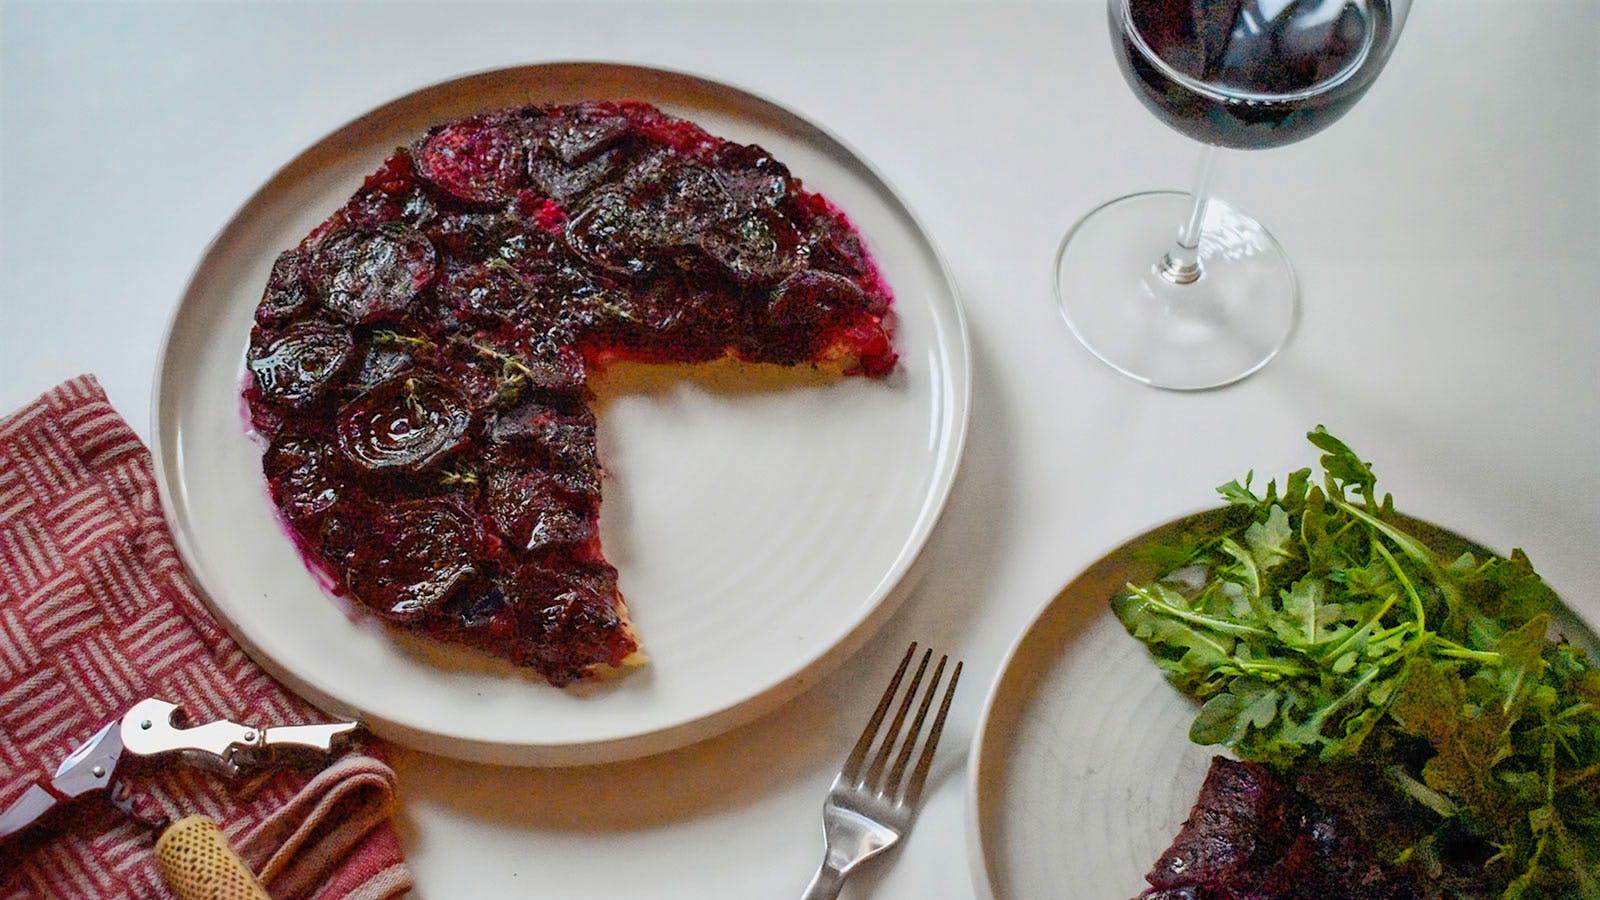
[1113,428,1600,899]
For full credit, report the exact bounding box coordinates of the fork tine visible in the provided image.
[863,648,931,789]
[839,643,916,782]
[903,659,961,807]
[884,653,947,798]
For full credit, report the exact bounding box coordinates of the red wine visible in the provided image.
[1114,0,1393,149]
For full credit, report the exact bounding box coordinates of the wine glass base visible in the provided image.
[1055,191,1298,391]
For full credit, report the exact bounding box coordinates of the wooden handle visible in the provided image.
[155,815,272,900]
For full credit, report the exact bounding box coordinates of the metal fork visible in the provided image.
[800,643,963,899]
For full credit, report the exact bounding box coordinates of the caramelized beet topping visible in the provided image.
[452,334,588,404]
[247,320,355,408]
[351,340,422,392]
[424,210,517,259]
[487,400,599,478]
[1140,758,1425,900]
[519,341,589,398]
[263,436,343,526]
[441,259,534,325]
[345,497,482,621]
[699,208,805,284]
[439,580,512,632]
[837,320,897,378]
[768,270,870,329]
[627,158,733,245]
[485,467,597,553]
[417,114,528,204]
[538,105,631,165]
[361,149,423,197]
[334,151,432,232]
[527,148,622,203]
[565,153,732,267]
[801,196,875,279]
[509,566,635,684]
[510,192,569,237]
[742,270,878,365]
[255,250,314,325]
[246,100,899,684]
[336,376,472,474]
[599,283,736,361]
[711,143,793,209]
[311,225,439,324]
[564,189,657,278]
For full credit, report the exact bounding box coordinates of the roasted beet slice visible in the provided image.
[768,270,871,328]
[538,105,631,165]
[311,225,439,324]
[711,143,792,209]
[487,400,599,475]
[521,341,588,398]
[255,250,314,325]
[440,580,512,632]
[1146,758,1287,891]
[802,196,875,279]
[336,376,472,474]
[441,259,530,324]
[527,148,623,204]
[549,155,720,290]
[424,210,516,259]
[602,283,737,360]
[350,339,423,392]
[628,159,731,245]
[246,320,356,408]
[263,436,343,525]
[564,189,657,278]
[332,151,432,231]
[345,497,482,621]
[510,566,635,684]
[699,208,805,284]
[750,270,882,365]
[451,333,588,403]
[485,467,597,552]
[416,114,528,204]
[1139,758,1426,900]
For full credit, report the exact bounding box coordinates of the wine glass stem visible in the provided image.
[1160,145,1218,285]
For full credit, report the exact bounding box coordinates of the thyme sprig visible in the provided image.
[439,464,478,487]
[373,329,434,351]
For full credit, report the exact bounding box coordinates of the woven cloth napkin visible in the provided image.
[0,376,413,899]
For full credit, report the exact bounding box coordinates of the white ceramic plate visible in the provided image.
[967,509,1598,899]
[151,63,969,766]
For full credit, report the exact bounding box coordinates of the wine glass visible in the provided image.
[1056,0,1410,389]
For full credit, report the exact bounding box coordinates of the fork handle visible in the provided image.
[800,861,846,900]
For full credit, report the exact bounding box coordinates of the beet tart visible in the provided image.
[242,100,897,686]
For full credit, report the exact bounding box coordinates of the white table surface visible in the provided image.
[3,2,1597,898]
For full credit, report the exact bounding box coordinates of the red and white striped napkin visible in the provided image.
[0,375,412,899]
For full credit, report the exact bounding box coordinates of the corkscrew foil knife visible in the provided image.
[0,697,359,840]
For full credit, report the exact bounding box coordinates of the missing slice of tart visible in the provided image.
[243,100,896,686]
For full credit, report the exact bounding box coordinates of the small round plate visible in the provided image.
[966,509,1598,899]
[151,63,969,766]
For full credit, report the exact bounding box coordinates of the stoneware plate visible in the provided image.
[151,62,969,766]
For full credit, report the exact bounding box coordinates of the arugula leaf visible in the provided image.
[1307,424,1377,506]
[1389,657,1517,831]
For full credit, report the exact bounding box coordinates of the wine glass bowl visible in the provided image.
[1057,0,1409,390]
[1116,0,1399,150]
